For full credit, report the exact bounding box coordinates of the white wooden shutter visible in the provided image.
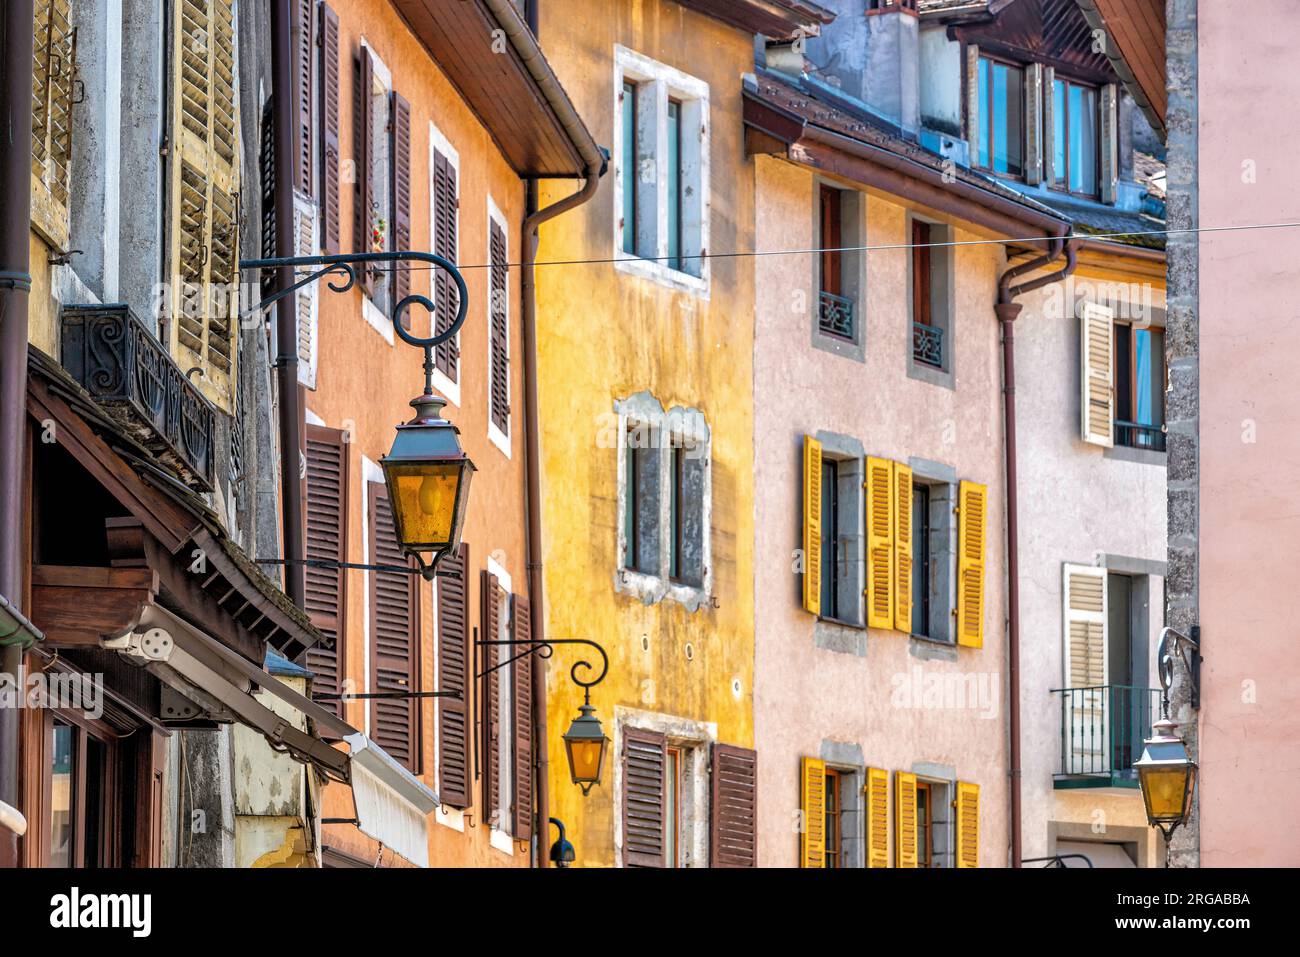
[30,0,77,250]
[1024,63,1043,186]
[1042,66,1056,186]
[1063,564,1108,771]
[964,43,980,161]
[294,192,319,389]
[1079,301,1115,447]
[1099,82,1119,205]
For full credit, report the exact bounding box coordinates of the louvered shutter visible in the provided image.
[304,425,348,712]
[800,756,825,868]
[437,543,472,808]
[893,461,913,633]
[622,727,667,867]
[1063,564,1108,771]
[511,592,533,840]
[894,770,918,868]
[1099,83,1119,205]
[391,90,412,325]
[319,3,341,253]
[1042,65,1056,186]
[293,0,313,194]
[489,219,510,433]
[955,781,979,868]
[865,456,894,630]
[802,436,822,615]
[294,193,319,388]
[168,0,240,412]
[368,482,419,770]
[1024,62,1043,186]
[30,0,76,250]
[481,570,501,822]
[709,744,757,867]
[354,45,375,294]
[956,480,987,648]
[259,100,277,297]
[1080,301,1115,446]
[964,43,980,161]
[866,767,889,868]
[432,149,460,379]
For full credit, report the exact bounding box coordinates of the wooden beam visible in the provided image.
[30,565,157,646]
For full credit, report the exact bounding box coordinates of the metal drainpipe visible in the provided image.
[0,0,36,869]
[995,235,1077,868]
[270,0,305,608]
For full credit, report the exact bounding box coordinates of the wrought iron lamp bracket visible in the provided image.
[1157,625,1202,713]
[475,638,609,703]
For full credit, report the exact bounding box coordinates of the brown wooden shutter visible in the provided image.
[510,592,533,840]
[367,482,419,770]
[709,743,757,867]
[319,2,341,253]
[622,727,666,867]
[391,90,412,326]
[259,99,277,296]
[437,543,471,807]
[293,0,313,195]
[489,218,509,433]
[304,425,348,713]
[480,570,501,822]
[432,149,459,379]
[354,45,375,294]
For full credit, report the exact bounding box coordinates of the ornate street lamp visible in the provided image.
[1136,626,1202,840]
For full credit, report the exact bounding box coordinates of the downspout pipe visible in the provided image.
[490,0,605,866]
[995,233,1077,868]
[0,0,36,870]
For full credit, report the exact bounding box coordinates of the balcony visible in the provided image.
[1115,420,1167,452]
[818,290,855,341]
[1050,684,1161,789]
[61,304,217,491]
[912,321,943,368]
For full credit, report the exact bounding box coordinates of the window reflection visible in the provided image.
[50,721,74,867]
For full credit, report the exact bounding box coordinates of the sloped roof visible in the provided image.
[678,0,836,38]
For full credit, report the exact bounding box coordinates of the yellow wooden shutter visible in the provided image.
[800,756,826,868]
[169,0,241,412]
[956,781,980,868]
[1080,301,1115,447]
[894,771,917,868]
[956,480,987,648]
[30,0,76,250]
[866,767,889,868]
[865,456,894,629]
[893,461,913,633]
[803,436,823,616]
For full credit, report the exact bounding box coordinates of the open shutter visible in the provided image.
[956,480,987,648]
[511,592,533,840]
[319,2,341,253]
[955,781,980,868]
[623,727,667,867]
[368,482,419,771]
[1024,62,1043,186]
[432,149,460,380]
[481,570,501,821]
[866,767,889,868]
[391,90,412,324]
[489,219,510,433]
[1080,301,1115,446]
[893,461,913,633]
[1064,564,1108,771]
[1042,65,1056,186]
[353,45,375,294]
[294,193,319,388]
[964,43,980,162]
[710,744,757,867]
[292,0,313,195]
[802,436,822,616]
[799,755,825,868]
[865,456,894,630]
[1099,83,1119,204]
[894,770,918,868]
[304,425,348,713]
[30,0,76,250]
[436,543,471,808]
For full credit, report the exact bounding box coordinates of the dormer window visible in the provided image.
[975,56,1024,177]
[1051,76,1099,197]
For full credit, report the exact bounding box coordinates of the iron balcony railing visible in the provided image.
[1115,420,1167,452]
[913,321,943,368]
[1050,684,1161,787]
[818,290,855,340]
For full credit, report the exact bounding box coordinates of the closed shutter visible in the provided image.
[304,425,348,713]
[1042,65,1056,186]
[894,770,918,868]
[294,193,319,388]
[956,480,987,648]
[319,2,341,253]
[367,482,419,771]
[955,781,979,868]
[481,570,501,821]
[709,744,757,867]
[1080,301,1115,446]
[865,456,894,630]
[1064,565,1107,687]
[510,592,533,840]
[799,755,825,868]
[167,0,240,411]
[964,43,980,161]
[623,727,667,867]
[1024,63,1043,186]
[391,90,412,324]
[802,435,822,616]
[866,766,889,868]
[489,218,510,434]
[893,461,913,633]
[432,150,460,379]
[30,0,76,250]
[1099,83,1119,204]
[354,45,375,295]
[292,0,313,195]
[436,543,472,808]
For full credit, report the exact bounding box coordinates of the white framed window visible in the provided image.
[486,195,511,457]
[612,45,710,297]
[359,39,393,342]
[428,119,461,406]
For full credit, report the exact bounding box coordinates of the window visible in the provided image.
[1052,77,1099,196]
[824,768,843,868]
[665,746,682,867]
[613,47,709,292]
[911,483,930,636]
[916,781,932,867]
[367,481,420,771]
[802,437,865,626]
[487,200,511,454]
[429,123,461,396]
[1114,323,1166,450]
[818,185,855,340]
[304,425,349,713]
[820,458,840,618]
[908,216,953,381]
[813,181,865,357]
[44,713,127,868]
[976,56,1023,176]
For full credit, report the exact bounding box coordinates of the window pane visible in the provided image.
[1053,79,1066,184]
[624,442,637,569]
[667,99,682,271]
[992,63,1023,175]
[911,484,928,636]
[665,749,679,867]
[820,458,838,618]
[50,721,74,867]
[1134,328,1166,427]
[669,446,682,579]
[1069,84,1098,195]
[977,58,990,169]
[621,82,636,255]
